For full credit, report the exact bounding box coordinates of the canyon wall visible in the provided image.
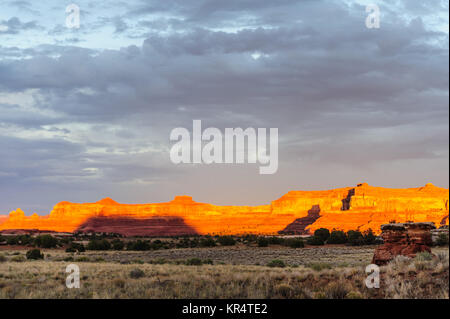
[0,183,448,236]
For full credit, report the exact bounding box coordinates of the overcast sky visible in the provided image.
[0,0,448,215]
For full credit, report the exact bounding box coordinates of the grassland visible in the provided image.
[0,246,448,299]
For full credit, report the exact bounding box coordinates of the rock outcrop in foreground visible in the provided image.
[0,183,448,236]
[372,222,435,265]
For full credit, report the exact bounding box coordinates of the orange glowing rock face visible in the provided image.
[0,183,448,235]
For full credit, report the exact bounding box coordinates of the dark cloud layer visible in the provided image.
[0,0,448,214]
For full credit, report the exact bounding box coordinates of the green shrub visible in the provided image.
[435,233,449,246]
[285,238,304,248]
[199,237,216,247]
[6,236,19,245]
[129,268,145,279]
[66,242,85,253]
[217,236,236,246]
[35,235,58,248]
[307,236,324,246]
[314,228,330,242]
[327,230,348,244]
[87,239,111,250]
[267,259,286,268]
[26,249,44,260]
[126,240,151,251]
[111,239,125,250]
[0,254,6,263]
[347,230,364,246]
[257,237,269,247]
[308,262,332,271]
[267,237,285,245]
[415,251,433,261]
[363,229,377,245]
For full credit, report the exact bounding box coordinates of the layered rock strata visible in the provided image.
[0,183,448,236]
[372,222,435,265]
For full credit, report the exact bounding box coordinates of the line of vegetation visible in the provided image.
[0,226,447,253]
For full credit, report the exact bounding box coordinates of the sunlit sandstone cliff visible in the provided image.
[0,183,448,236]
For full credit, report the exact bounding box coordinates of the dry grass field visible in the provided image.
[0,246,448,299]
[27,245,376,267]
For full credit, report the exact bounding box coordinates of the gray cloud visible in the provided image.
[0,17,41,34]
[0,0,448,213]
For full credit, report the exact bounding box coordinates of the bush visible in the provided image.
[327,230,348,244]
[285,238,304,248]
[267,259,286,268]
[6,236,19,245]
[217,236,236,246]
[129,268,145,279]
[126,240,151,251]
[0,254,6,263]
[308,262,332,271]
[199,237,216,247]
[435,233,449,246]
[111,239,125,250]
[26,249,44,260]
[268,237,285,245]
[35,235,58,248]
[87,239,111,251]
[415,251,433,261]
[243,234,258,244]
[363,229,377,245]
[307,236,324,246]
[314,228,330,242]
[257,237,269,247]
[66,242,85,253]
[347,230,364,246]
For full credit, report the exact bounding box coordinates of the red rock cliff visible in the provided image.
[0,183,448,236]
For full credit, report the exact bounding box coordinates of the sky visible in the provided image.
[0,0,448,215]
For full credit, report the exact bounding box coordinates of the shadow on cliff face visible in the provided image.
[441,214,449,226]
[75,216,199,237]
[341,188,355,210]
[279,205,321,235]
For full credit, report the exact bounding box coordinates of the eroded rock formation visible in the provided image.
[372,222,435,265]
[0,183,448,236]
